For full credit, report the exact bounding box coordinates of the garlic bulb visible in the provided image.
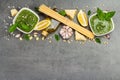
[60,26,73,39]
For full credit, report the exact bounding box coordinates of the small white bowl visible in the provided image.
[89,13,115,36]
[13,8,40,34]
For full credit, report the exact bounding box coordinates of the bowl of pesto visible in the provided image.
[89,8,115,36]
[13,8,39,34]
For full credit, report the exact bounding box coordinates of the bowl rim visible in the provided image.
[13,7,40,34]
[89,12,115,36]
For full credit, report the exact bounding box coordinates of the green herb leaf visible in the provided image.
[34,7,39,12]
[87,10,91,16]
[54,34,60,41]
[8,23,18,33]
[20,23,30,30]
[58,10,66,16]
[23,34,30,40]
[97,8,116,21]
[95,38,101,44]
[97,8,105,20]
[105,11,116,21]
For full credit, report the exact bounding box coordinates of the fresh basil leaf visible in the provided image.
[23,34,30,40]
[87,10,91,16]
[8,23,18,33]
[105,11,116,21]
[20,23,30,30]
[97,8,116,21]
[95,38,101,44]
[58,10,66,16]
[34,7,39,12]
[54,34,60,41]
[97,8,105,20]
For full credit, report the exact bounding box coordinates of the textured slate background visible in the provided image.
[0,0,120,80]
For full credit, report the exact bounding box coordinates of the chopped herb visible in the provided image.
[23,34,30,40]
[34,7,39,12]
[87,10,91,16]
[58,10,66,16]
[54,34,60,41]
[97,8,116,21]
[8,23,18,33]
[95,38,101,44]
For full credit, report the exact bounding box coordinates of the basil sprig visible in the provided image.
[97,8,116,21]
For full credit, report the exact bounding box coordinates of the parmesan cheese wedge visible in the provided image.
[65,9,77,20]
[39,4,94,39]
[11,9,18,17]
[75,31,87,41]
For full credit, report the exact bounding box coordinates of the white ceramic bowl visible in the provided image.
[89,13,115,36]
[13,8,40,34]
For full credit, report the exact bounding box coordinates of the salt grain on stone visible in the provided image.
[34,34,37,38]
[67,40,71,44]
[42,37,45,40]
[19,37,23,41]
[49,40,52,43]
[34,32,38,35]
[63,40,67,42]
[36,37,39,41]
[18,7,21,9]
[29,36,33,40]
[8,6,11,8]
[15,34,21,38]
[104,41,108,45]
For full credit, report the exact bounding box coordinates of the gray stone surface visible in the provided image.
[0,0,120,80]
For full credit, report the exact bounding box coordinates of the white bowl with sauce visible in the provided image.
[13,8,40,34]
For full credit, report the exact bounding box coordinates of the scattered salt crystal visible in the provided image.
[86,6,88,8]
[42,37,45,40]
[19,37,23,41]
[12,6,15,8]
[18,6,21,9]
[103,41,108,45]
[10,23,12,26]
[36,37,39,41]
[67,40,71,44]
[70,40,73,42]
[49,40,52,43]
[34,34,37,37]
[8,6,11,8]
[15,34,21,38]
[34,32,38,35]
[29,36,33,40]
[49,36,52,39]
[63,40,67,42]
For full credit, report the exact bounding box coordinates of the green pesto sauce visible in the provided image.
[15,10,38,32]
[90,15,113,35]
